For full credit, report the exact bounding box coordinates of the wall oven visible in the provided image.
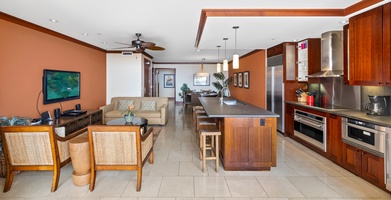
[294,109,327,152]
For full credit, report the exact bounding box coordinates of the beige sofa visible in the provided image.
[99,97,168,125]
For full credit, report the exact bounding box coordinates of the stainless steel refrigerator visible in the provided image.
[267,54,284,133]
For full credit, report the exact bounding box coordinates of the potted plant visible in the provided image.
[121,105,137,122]
[212,72,232,95]
[178,83,191,99]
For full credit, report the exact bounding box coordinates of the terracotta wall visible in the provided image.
[229,50,266,109]
[0,17,106,119]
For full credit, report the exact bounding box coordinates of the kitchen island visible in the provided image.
[199,97,279,170]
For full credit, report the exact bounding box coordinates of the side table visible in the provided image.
[69,132,90,186]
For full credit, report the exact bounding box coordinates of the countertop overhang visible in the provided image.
[200,97,279,118]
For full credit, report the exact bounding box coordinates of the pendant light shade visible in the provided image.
[233,26,239,69]
[216,45,221,72]
[196,58,209,78]
[223,38,228,71]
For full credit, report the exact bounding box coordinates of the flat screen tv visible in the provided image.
[43,69,80,104]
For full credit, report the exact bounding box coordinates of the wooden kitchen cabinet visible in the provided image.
[341,142,385,189]
[267,42,297,82]
[297,38,321,82]
[348,3,391,86]
[327,114,342,165]
[284,103,294,137]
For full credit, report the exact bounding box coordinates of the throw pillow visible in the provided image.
[118,100,134,110]
[140,101,156,111]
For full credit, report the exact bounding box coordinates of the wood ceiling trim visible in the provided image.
[194,0,383,48]
[0,12,106,53]
[344,0,383,15]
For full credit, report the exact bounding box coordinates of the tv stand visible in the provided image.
[52,109,102,137]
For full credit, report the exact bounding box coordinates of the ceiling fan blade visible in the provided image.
[115,42,132,46]
[141,42,156,48]
[111,46,134,49]
[147,46,165,51]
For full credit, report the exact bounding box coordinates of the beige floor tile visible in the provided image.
[168,150,194,161]
[268,161,299,177]
[179,161,208,176]
[158,176,194,197]
[83,176,129,198]
[225,177,268,197]
[149,161,180,176]
[287,176,341,198]
[318,176,389,198]
[194,177,231,197]
[257,176,304,198]
[285,161,330,176]
[121,176,163,197]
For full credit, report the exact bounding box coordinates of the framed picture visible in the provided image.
[233,73,238,87]
[244,71,250,89]
[193,74,210,86]
[164,74,175,88]
[238,72,243,88]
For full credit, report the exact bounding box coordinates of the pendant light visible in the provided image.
[233,26,239,69]
[223,38,228,71]
[216,45,221,72]
[196,58,209,78]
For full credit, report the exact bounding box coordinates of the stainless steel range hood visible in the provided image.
[307,31,344,78]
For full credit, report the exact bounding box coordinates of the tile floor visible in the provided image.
[1,100,391,199]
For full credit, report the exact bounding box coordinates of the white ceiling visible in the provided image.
[0,0,389,63]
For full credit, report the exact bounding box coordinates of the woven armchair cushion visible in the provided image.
[92,131,137,165]
[118,100,134,110]
[140,101,156,111]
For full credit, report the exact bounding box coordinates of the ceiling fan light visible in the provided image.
[216,63,221,72]
[233,54,239,69]
[223,59,228,71]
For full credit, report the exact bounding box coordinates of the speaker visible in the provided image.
[41,111,52,124]
[75,104,81,110]
[54,108,61,118]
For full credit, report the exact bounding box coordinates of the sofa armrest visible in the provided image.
[99,104,115,124]
[160,104,168,125]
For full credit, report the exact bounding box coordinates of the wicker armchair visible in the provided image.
[0,125,71,192]
[87,125,154,192]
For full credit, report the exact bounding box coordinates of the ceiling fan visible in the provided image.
[114,33,165,52]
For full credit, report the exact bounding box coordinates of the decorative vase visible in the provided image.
[124,113,134,123]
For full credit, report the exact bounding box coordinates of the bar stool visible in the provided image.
[199,125,221,172]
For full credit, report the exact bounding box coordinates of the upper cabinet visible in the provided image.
[347,3,391,86]
[267,42,297,82]
[267,41,320,83]
[297,38,321,82]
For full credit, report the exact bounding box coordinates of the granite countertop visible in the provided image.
[200,97,279,118]
[286,101,391,127]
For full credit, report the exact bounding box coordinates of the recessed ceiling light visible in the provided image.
[82,33,89,36]
[271,38,276,40]
[101,42,107,44]
[49,19,58,23]
[196,49,201,52]
[292,39,298,42]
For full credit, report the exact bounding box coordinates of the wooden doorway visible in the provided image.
[154,68,176,99]
[144,58,152,97]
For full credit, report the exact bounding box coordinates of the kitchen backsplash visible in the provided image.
[361,86,391,111]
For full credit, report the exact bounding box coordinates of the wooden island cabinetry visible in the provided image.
[218,117,276,170]
[347,3,391,86]
[200,97,278,171]
[341,142,385,189]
